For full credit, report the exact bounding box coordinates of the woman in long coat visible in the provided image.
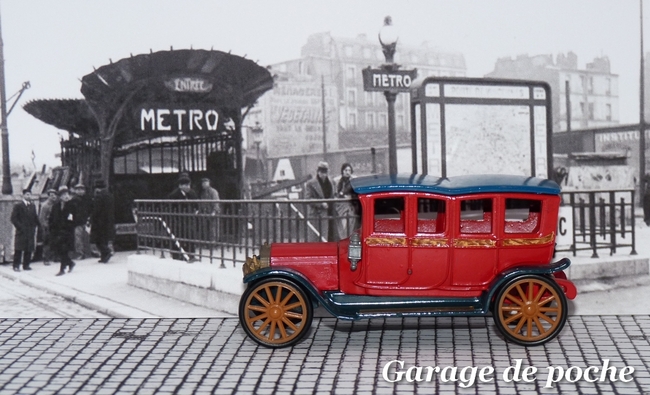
[335,163,359,239]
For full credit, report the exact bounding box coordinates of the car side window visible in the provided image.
[460,198,492,234]
[417,198,445,234]
[504,198,541,234]
[374,197,405,233]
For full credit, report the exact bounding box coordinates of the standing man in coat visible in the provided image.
[304,161,336,242]
[167,173,199,261]
[49,187,78,276]
[199,177,220,242]
[90,180,115,263]
[10,188,39,271]
[38,188,58,266]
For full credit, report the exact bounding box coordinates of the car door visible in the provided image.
[361,195,410,286]
[450,196,499,286]
[405,195,450,288]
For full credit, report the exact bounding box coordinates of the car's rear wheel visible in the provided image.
[493,275,567,346]
[239,278,313,348]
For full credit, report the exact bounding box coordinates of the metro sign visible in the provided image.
[362,67,418,92]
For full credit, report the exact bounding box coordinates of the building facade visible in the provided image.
[262,32,467,153]
[486,52,619,132]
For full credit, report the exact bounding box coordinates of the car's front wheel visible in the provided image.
[239,278,313,348]
[493,274,568,346]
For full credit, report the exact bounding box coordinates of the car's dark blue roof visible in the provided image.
[350,174,561,196]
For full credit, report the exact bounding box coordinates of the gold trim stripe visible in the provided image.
[502,232,554,247]
[410,238,449,247]
[366,237,407,247]
[454,239,496,247]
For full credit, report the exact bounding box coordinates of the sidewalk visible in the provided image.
[0,223,648,319]
[0,251,234,318]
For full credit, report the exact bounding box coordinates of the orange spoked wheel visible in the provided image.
[493,275,568,346]
[239,278,313,348]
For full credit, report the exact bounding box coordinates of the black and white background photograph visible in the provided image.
[0,0,648,394]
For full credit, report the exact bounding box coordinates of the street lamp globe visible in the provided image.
[251,121,264,145]
[378,16,398,63]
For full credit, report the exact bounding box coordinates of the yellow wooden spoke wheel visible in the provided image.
[493,275,567,346]
[239,278,313,348]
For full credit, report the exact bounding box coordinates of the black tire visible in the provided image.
[492,274,568,346]
[239,278,313,348]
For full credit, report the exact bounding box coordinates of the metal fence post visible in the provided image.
[609,191,616,255]
[589,192,598,258]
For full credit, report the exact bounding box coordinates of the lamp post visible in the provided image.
[0,7,11,195]
[379,16,399,175]
[251,122,264,182]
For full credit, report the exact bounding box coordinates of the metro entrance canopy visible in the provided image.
[24,49,274,192]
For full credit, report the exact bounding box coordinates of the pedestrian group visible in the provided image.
[11,179,115,276]
[11,164,359,273]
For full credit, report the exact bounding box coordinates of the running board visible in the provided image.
[321,291,489,320]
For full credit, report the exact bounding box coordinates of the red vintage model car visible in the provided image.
[239,174,577,348]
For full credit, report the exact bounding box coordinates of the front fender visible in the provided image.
[243,267,327,309]
[483,258,573,306]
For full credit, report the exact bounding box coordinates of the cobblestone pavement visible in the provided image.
[0,316,648,394]
[0,276,108,319]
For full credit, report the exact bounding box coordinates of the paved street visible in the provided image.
[0,275,108,319]
[0,316,647,394]
[0,227,647,394]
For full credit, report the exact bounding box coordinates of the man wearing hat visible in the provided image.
[90,180,115,263]
[38,188,58,266]
[167,172,199,261]
[49,186,78,275]
[71,182,93,260]
[167,172,198,200]
[199,177,220,243]
[10,188,39,271]
[304,161,336,242]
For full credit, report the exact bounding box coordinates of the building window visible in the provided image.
[348,113,357,128]
[346,65,356,81]
[606,104,612,121]
[606,78,611,95]
[347,89,357,106]
[366,112,375,129]
[365,91,374,106]
[588,103,595,120]
[379,113,387,128]
[588,77,594,94]
[397,114,405,129]
[580,102,585,117]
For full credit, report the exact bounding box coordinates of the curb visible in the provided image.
[0,268,156,318]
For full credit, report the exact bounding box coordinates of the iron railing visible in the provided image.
[134,198,359,267]
[134,189,638,267]
[557,189,637,258]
